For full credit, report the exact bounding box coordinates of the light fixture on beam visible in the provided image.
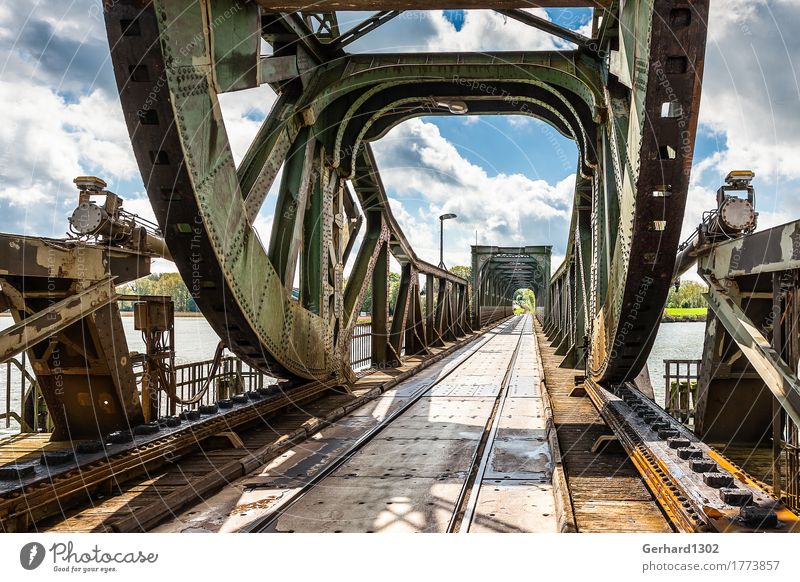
[431,98,469,115]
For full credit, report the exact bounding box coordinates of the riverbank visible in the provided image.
[119,311,206,317]
[661,307,707,323]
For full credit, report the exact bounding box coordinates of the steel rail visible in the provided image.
[244,316,523,533]
[584,380,800,533]
[450,315,526,532]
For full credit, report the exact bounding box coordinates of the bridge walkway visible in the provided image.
[532,319,672,532]
[34,347,467,532]
[157,315,564,533]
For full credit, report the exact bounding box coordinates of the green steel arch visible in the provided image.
[104,0,709,387]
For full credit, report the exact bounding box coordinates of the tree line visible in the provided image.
[666,281,708,309]
[118,269,705,316]
[117,273,198,313]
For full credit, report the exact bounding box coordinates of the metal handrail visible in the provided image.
[2,318,414,436]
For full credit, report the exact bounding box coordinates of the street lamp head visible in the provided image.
[439,213,457,221]
[434,99,469,115]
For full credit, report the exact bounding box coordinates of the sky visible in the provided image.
[1,2,799,282]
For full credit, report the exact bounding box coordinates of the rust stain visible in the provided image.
[234,497,280,513]
[791,222,800,260]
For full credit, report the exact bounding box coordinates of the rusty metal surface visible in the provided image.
[585,380,800,532]
[0,278,117,364]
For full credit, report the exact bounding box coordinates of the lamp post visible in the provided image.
[438,213,457,270]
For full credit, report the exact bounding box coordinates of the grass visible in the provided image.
[664,307,707,317]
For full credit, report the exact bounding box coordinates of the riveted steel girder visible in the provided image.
[105,0,709,390]
[104,0,469,384]
[472,246,551,328]
[545,0,710,383]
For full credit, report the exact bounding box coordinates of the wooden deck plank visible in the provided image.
[534,319,672,533]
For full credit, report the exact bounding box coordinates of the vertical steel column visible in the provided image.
[426,272,435,343]
[371,234,390,367]
[301,155,324,314]
[389,263,412,357]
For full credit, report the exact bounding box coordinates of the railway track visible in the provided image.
[224,314,563,534]
[1,321,502,532]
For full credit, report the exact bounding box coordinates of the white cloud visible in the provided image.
[697,0,800,180]
[425,10,569,52]
[218,85,278,165]
[0,80,136,207]
[389,197,438,259]
[375,118,572,226]
[372,118,573,267]
[349,9,580,53]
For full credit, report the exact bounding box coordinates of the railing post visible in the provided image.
[425,273,435,345]
[371,238,391,368]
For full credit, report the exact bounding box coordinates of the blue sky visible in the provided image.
[1,3,799,279]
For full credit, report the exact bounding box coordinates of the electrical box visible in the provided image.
[133,300,174,333]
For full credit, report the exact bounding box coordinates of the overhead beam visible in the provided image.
[494,9,591,47]
[258,1,610,9]
[0,278,117,363]
[330,11,402,50]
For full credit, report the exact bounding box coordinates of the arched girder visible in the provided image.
[324,80,597,179]
[301,52,603,120]
[481,260,546,297]
[364,106,573,145]
[314,69,598,175]
[541,0,711,383]
[103,0,471,385]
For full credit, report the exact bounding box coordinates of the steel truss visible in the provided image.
[104,0,708,388]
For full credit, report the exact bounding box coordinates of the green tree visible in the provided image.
[117,273,198,313]
[388,272,401,315]
[514,288,536,312]
[449,265,471,280]
[666,281,708,309]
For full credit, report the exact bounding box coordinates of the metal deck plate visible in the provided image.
[404,397,495,418]
[485,436,552,481]
[377,417,484,441]
[243,438,353,487]
[334,437,480,478]
[469,480,559,533]
[498,398,546,430]
[272,476,464,533]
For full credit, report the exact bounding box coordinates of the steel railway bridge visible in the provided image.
[1,0,800,533]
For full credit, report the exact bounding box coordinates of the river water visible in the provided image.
[646,321,705,405]
[0,314,705,434]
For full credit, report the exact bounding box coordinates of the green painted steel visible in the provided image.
[105,0,709,387]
